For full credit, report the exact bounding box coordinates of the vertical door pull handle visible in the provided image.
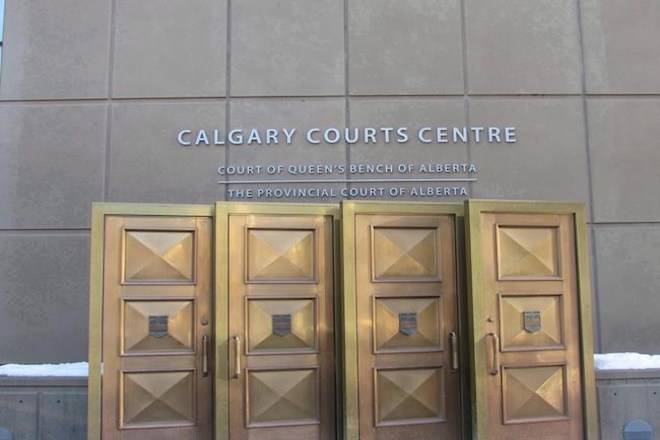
[487,332,500,375]
[449,331,459,372]
[202,335,209,377]
[233,335,241,379]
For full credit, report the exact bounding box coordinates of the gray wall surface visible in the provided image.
[0,378,87,440]
[1,0,660,362]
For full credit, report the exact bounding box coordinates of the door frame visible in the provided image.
[464,199,598,439]
[214,202,341,440]
[87,202,215,440]
[340,201,468,440]
[87,200,598,440]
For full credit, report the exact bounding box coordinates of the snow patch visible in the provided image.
[2,354,660,376]
[0,362,88,377]
[595,353,660,370]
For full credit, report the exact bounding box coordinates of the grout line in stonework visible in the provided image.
[459,0,472,198]
[224,0,232,201]
[344,0,351,200]
[103,0,118,202]
[0,228,91,235]
[3,93,660,106]
[590,221,660,227]
[575,0,601,351]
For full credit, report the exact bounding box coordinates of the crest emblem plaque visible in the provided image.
[523,310,541,333]
[272,314,292,336]
[399,312,417,336]
[148,315,169,338]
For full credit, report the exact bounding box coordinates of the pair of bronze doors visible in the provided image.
[89,201,598,440]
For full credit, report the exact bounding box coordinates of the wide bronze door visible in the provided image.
[101,215,212,439]
[226,211,336,440]
[343,202,463,440]
[466,200,598,439]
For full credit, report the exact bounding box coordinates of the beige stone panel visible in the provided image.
[465,0,581,94]
[470,98,590,210]
[0,233,90,363]
[349,0,463,95]
[348,98,469,201]
[112,0,226,98]
[226,98,346,202]
[107,101,226,203]
[231,0,344,96]
[594,225,660,353]
[0,104,106,228]
[0,0,111,99]
[588,98,660,222]
[582,0,660,93]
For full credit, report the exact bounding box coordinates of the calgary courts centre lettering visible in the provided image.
[177,126,517,146]
[175,125,517,200]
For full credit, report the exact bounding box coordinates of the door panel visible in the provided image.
[102,216,212,440]
[351,208,462,440]
[228,214,335,440]
[466,201,597,439]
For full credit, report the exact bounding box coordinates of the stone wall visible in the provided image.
[1,0,660,361]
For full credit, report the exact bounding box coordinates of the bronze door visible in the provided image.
[102,216,212,439]
[353,211,461,440]
[468,208,585,439]
[227,214,335,440]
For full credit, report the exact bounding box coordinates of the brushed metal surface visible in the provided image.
[355,213,461,440]
[102,216,212,439]
[229,213,335,440]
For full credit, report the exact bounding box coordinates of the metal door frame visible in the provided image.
[214,202,341,440]
[464,199,598,439]
[340,201,468,440]
[87,199,597,440]
[88,202,215,440]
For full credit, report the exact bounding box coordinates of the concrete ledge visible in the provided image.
[597,369,660,439]
[0,376,87,440]
[597,368,660,380]
[1,371,660,439]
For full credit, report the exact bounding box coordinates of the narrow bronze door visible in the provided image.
[468,207,586,439]
[102,216,212,440]
[354,212,461,440]
[228,214,335,440]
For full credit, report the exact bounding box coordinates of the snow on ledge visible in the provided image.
[1,354,660,376]
[0,362,88,377]
[595,353,660,370]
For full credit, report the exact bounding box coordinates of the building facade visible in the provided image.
[1,0,660,438]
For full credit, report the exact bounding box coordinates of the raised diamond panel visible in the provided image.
[123,300,194,354]
[502,365,567,424]
[375,367,445,426]
[124,230,194,283]
[247,229,315,282]
[372,227,438,281]
[121,370,194,428]
[499,295,563,351]
[247,368,319,426]
[497,226,559,279]
[374,297,442,352]
[247,298,317,353]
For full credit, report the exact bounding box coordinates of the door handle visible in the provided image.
[233,335,241,379]
[486,332,500,375]
[449,331,459,372]
[202,335,209,377]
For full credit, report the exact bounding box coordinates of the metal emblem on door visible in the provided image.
[149,315,169,338]
[272,314,292,336]
[523,310,541,333]
[399,312,418,336]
